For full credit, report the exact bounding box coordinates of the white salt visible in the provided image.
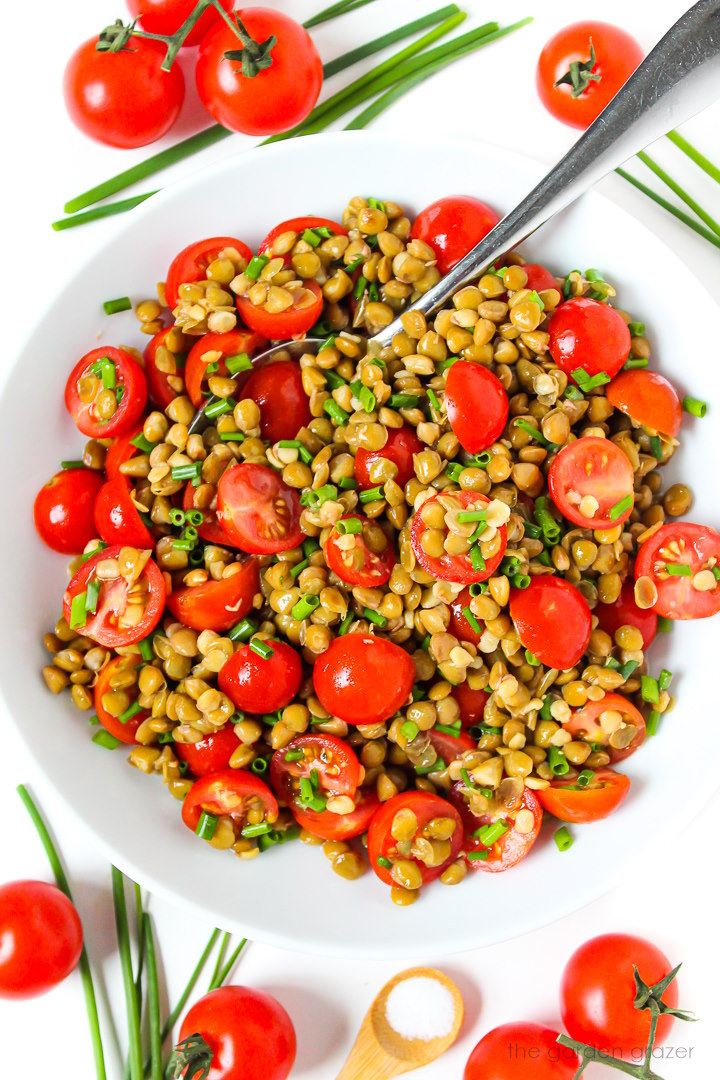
[384,976,456,1041]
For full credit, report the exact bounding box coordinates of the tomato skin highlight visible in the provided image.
[607,369,683,438]
[595,578,657,649]
[182,770,279,834]
[63,36,184,148]
[537,767,630,823]
[0,881,83,1001]
[445,361,509,454]
[464,1023,579,1080]
[259,216,347,265]
[94,475,155,549]
[219,641,302,714]
[411,195,500,275]
[368,791,463,885]
[561,934,678,1058]
[323,515,394,588]
[536,21,644,129]
[313,636,415,726]
[196,9,323,136]
[241,360,311,443]
[236,279,323,338]
[548,297,631,382]
[166,558,259,632]
[94,656,149,744]
[165,236,253,311]
[635,522,720,620]
[510,577,591,670]
[34,468,104,555]
[184,328,267,409]
[449,782,542,873]
[411,491,507,585]
[63,544,165,648]
[548,436,635,529]
[217,462,304,554]
[127,0,234,47]
[178,985,296,1080]
[354,426,423,491]
[564,692,646,763]
[65,348,148,439]
[174,726,242,778]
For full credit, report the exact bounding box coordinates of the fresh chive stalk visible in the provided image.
[112,867,144,1080]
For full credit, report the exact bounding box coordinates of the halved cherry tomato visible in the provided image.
[236,280,323,338]
[323,515,394,587]
[165,236,253,311]
[635,522,720,620]
[537,767,630,823]
[607,369,683,438]
[449,782,542,873]
[411,196,501,275]
[144,327,183,410]
[94,656,148,744]
[563,692,646,763]
[290,787,380,841]
[0,880,83,1001]
[219,640,302,714]
[93,475,154,549]
[242,360,311,442]
[448,587,484,646]
[259,216,347,266]
[522,263,559,293]
[313,635,415,726]
[174,726,242,778]
[548,297,630,383]
[368,791,463,885]
[452,682,490,727]
[63,544,165,648]
[167,558,259,632]
[510,577,591,670]
[465,1023,579,1080]
[548,436,634,529]
[445,361,509,454]
[271,734,361,807]
[184,329,267,409]
[217,463,304,554]
[33,468,104,555]
[181,770,278,837]
[126,0,234,47]
[354,425,423,491]
[105,426,146,480]
[428,728,475,765]
[65,348,147,439]
[595,579,657,649]
[182,482,230,547]
[411,491,507,584]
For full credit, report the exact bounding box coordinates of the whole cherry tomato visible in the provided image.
[312,636,415,725]
[34,468,104,555]
[174,726,242,777]
[411,195,500,275]
[464,1023,579,1080]
[218,640,302,713]
[241,360,311,442]
[510,577,591,670]
[445,361,509,454]
[0,881,83,1000]
[548,297,630,383]
[354,426,423,491]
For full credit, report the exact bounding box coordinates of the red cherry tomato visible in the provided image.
[464,1023,579,1080]
[271,734,361,807]
[448,587,484,645]
[65,348,148,439]
[510,577,591,670]
[427,728,475,765]
[165,237,253,311]
[218,640,302,714]
[178,985,296,1080]
[93,475,154,549]
[411,491,507,585]
[445,361,509,454]
[368,791,463,885]
[595,579,657,649]
[522,263,559,293]
[94,656,149,744]
[607,369,683,437]
[564,692,646,763]
[289,787,380,841]
[33,468,104,555]
[184,329,267,409]
[411,195,501,275]
[174,726,242,778]
[450,782,543,873]
[63,36,184,148]
[196,9,323,135]
[323,515,395,587]
[181,770,279,836]
[217,463,304,554]
[548,436,635,529]
[166,558,259,632]
[561,935,679,1058]
[236,280,323,338]
[312,635,415,726]
[0,881,83,1001]
[144,327,185,410]
[537,22,644,129]
[63,544,165,648]
[548,297,631,383]
[259,216,347,266]
[452,682,490,727]
[241,360,311,442]
[537,767,630,823]
[105,427,146,480]
[635,522,720,620]
[126,0,234,47]
[354,426,423,491]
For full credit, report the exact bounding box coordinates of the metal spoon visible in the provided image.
[190,0,720,435]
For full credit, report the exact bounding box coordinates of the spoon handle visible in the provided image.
[372,0,720,347]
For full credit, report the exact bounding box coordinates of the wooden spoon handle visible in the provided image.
[335,1033,406,1080]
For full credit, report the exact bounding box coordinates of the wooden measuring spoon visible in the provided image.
[336,966,464,1079]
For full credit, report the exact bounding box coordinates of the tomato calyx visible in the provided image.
[167,1033,213,1080]
[554,38,602,98]
[222,15,277,78]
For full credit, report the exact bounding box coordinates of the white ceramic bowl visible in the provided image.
[2,132,718,958]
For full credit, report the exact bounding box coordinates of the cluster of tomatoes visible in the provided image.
[63,1,323,148]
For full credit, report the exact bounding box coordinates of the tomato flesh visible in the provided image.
[537,767,630,823]
[270,734,361,813]
[236,280,323,338]
[323,515,394,587]
[217,462,304,554]
[184,329,267,409]
[165,236,253,311]
[411,195,500,275]
[181,770,279,835]
[510,577,591,670]
[0,881,83,1000]
[548,436,635,529]
[290,788,380,841]
[34,468,104,555]
[564,692,646,763]
[635,522,720,619]
[411,491,507,584]
[63,544,165,648]
[94,656,149,744]
[607,369,683,438]
[368,791,463,886]
[445,361,509,454]
[449,782,542,872]
[313,635,415,726]
[166,558,259,633]
[354,426,423,491]
[548,297,631,383]
[65,348,148,439]
[218,641,302,714]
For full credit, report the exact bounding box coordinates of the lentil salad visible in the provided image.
[35,192,720,906]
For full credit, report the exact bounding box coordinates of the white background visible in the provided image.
[1,0,719,1076]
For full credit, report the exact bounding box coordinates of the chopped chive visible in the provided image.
[130,432,157,454]
[300,484,338,508]
[171,462,202,482]
[245,255,269,280]
[225,352,252,375]
[353,275,368,300]
[472,451,492,468]
[401,719,419,742]
[324,369,346,390]
[61,459,86,469]
[338,476,357,490]
[564,384,585,401]
[172,538,196,551]
[641,675,660,704]
[377,855,393,870]
[338,612,354,635]
[462,606,482,635]
[241,822,273,838]
[302,228,321,247]
[138,636,154,662]
[359,485,384,504]
[609,493,634,521]
[646,710,661,736]
[284,750,305,763]
[318,335,337,352]
[251,757,269,774]
[80,541,108,564]
[605,656,621,671]
[186,510,204,527]
[473,820,509,846]
[169,508,186,526]
[570,368,611,392]
[411,685,426,702]
[292,594,320,620]
[415,757,446,776]
[649,435,663,460]
[623,357,649,370]
[195,812,218,841]
[204,397,236,419]
[682,396,707,418]
[368,281,379,302]
[511,573,531,590]
[70,592,88,630]
[303,538,321,558]
[713,567,720,582]
[665,563,691,577]
[346,254,365,272]
[468,850,489,861]
[92,730,121,750]
[427,388,441,411]
[278,439,313,465]
[619,660,639,680]
[554,826,573,852]
[526,289,545,310]
[456,510,487,523]
[628,321,646,336]
[389,393,421,409]
[525,649,540,666]
[103,296,132,315]
[86,580,101,614]
[577,769,595,788]
[337,517,362,535]
[434,721,462,737]
[469,545,486,572]
[118,700,144,725]
[249,639,274,660]
[514,418,553,448]
[364,607,388,628]
[324,399,351,426]
[228,618,257,642]
[548,747,570,776]
[657,616,673,632]
[290,559,309,579]
[658,669,672,692]
[444,462,464,482]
